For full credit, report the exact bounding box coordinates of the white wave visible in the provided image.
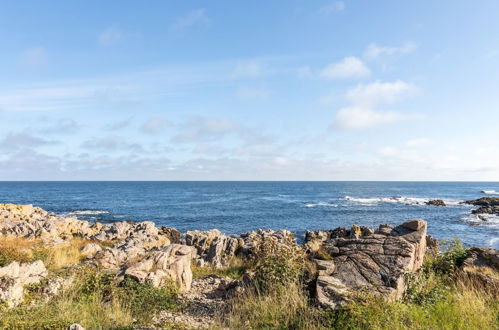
[461,214,499,226]
[62,210,110,216]
[489,237,499,249]
[481,190,499,195]
[305,202,338,208]
[342,196,463,206]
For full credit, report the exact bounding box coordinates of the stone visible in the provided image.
[125,244,194,291]
[464,197,499,206]
[185,229,243,268]
[80,243,102,258]
[67,324,85,330]
[315,219,428,309]
[425,199,446,207]
[0,260,48,307]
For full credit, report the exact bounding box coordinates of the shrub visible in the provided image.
[250,238,305,290]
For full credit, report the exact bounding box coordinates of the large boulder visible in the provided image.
[124,244,194,291]
[0,260,48,307]
[425,199,446,207]
[185,229,243,268]
[314,219,428,309]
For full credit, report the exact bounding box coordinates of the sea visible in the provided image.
[0,181,497,249]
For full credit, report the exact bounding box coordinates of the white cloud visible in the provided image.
[172,117,237,143]
[345,80,416,107]
[231,61,264,78]
[98,27,125,46]
[20,48,47,67]
[170,8,208,31]
[140,118,172,134]
[331,81,420,130]
[364,41,417,59]
[319,2,345,14]
[235,87,270,101]
[320,57,370,79]
[406,138,432,148]
[332,107,415,130]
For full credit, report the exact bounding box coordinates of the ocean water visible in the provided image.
[0,181,498,248]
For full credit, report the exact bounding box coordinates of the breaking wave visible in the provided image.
[305,202,338,208]
[342,196,463,206]
[481,190,499,195]
[461,214,499,227]
[62,210,110,217]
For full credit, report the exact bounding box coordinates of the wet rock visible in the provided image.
[464,197,499,206]
[0,260,48,307]
[425,199,446,207]
[471,206,499,215]
[315,219,428,310]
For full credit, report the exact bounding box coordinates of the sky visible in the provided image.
[1,0,499,181]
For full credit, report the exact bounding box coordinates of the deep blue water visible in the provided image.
[0,181,498,248]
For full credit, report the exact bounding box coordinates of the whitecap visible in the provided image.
[481,190,499,195]
[489,237,499,249]
[305,202,338,208]
[342,196,463,206]
[62,210,110,216]
[461,214,499,226]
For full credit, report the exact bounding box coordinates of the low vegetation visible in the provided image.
[218,239,499,330]
[0,266,179,329]
[1,236,498,329]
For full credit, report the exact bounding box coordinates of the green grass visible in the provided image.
[0,267,180,329]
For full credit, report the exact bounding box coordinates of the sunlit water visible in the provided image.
[0,181,497,248]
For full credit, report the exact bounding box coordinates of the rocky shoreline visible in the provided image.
[1,202,498,329]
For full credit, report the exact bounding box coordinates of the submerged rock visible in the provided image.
[313,219,428,309]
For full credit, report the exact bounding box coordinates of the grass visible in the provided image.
[192,257,247,280]
[0,266,180,329]
[215,239,499,330]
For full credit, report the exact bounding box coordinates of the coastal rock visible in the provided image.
[0,260,48,307]
[314,219,428,310]
[124,244,194,291]
[425,199,446,207]
[239,229,298,256]
[186,229,243,268]
[462,247,499,270]
[471,206,499,215]
[464,197,499,206]
[80,243,102,258]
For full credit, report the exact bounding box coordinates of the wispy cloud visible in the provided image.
[318,2,345,15]
[170,8,208,31]
[364,41,417,59]
[320,57,370,79]
[172,117,237,143]
[0,132,57,150]
[20,47,47,68]
[345,80,417,107]
[140,117,172,134]
[235,87,271,101]
[231,60,264,78]
[98,26,125,46]
[332,81,420,130]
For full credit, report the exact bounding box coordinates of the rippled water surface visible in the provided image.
[0,181,497,248]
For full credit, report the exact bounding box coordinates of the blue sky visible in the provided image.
[1,1,499,180]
